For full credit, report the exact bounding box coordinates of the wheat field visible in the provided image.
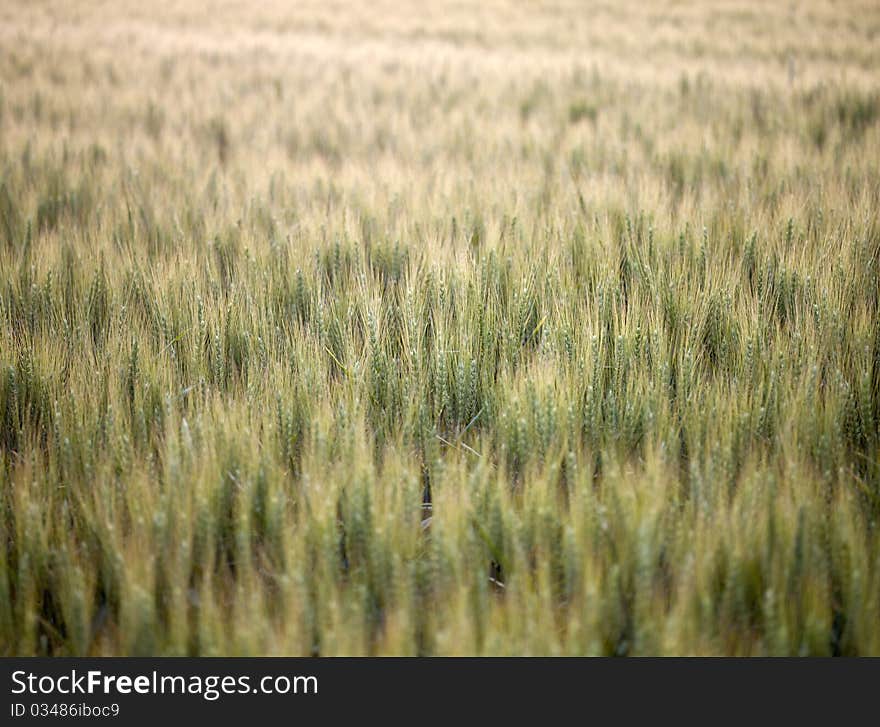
[1,0,879,655]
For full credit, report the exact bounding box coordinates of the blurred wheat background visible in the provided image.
[1,0,879,655]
